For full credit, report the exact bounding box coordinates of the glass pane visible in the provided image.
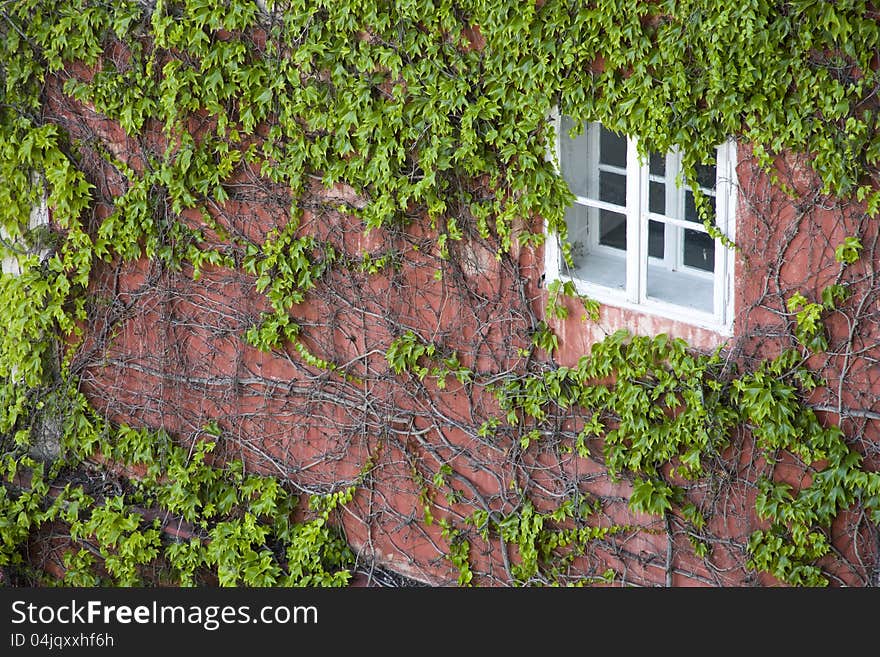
[683,229,715,272]
[649,181,665,215]
[599,209,626,250]
[600,128,627,167]
[685,190,716,224]
[559,116,591,198]
[599,171,626,206]
[649,152,665,176]
[648,220,664,259]
[647,264,713,313]
[564,204,626,291]
[694,162,716,189]
[563,203,590,269]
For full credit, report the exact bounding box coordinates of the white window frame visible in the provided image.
[544,109,738,334]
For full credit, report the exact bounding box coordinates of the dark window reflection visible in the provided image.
[649,152,665,176]
[649,181,665,215]
[683,229,714,271]
[694,162,716,189]
[599,210,627,250]
[599,171,627,206]
[600,128,627,168]
[649,220,664,259]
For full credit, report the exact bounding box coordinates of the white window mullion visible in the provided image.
[712,145,726,324]
[713,140,737,326]
[667,150,683,271]
[626,136,643,304]
[586,123,601,251]
[638,155,652,304]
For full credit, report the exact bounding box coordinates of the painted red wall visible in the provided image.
[43,71,879,586]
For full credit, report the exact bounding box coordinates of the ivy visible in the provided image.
[460,498,624,586]
[0,385,355,586]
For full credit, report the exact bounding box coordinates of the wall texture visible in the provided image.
[55,88,878,584]
[4,2,879,588]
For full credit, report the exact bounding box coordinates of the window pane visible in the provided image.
[599,171,626,206]
[649,181,665,215]
[563,202,590,269]
[600,128,627,167]
[694,162,716,189]
[685,190,716,224]
[559,116,591,198]
[599,209,626,250]
[683,229,714,272]
[564,204,626,291]
[649,152,665,176]
[647,264,713,313]
[648,220,664,259]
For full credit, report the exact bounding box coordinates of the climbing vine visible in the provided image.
[0,0,879,587]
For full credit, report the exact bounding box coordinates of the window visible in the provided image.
[546,115,737,332]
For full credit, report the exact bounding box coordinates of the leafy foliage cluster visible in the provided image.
[0,0,878,586]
